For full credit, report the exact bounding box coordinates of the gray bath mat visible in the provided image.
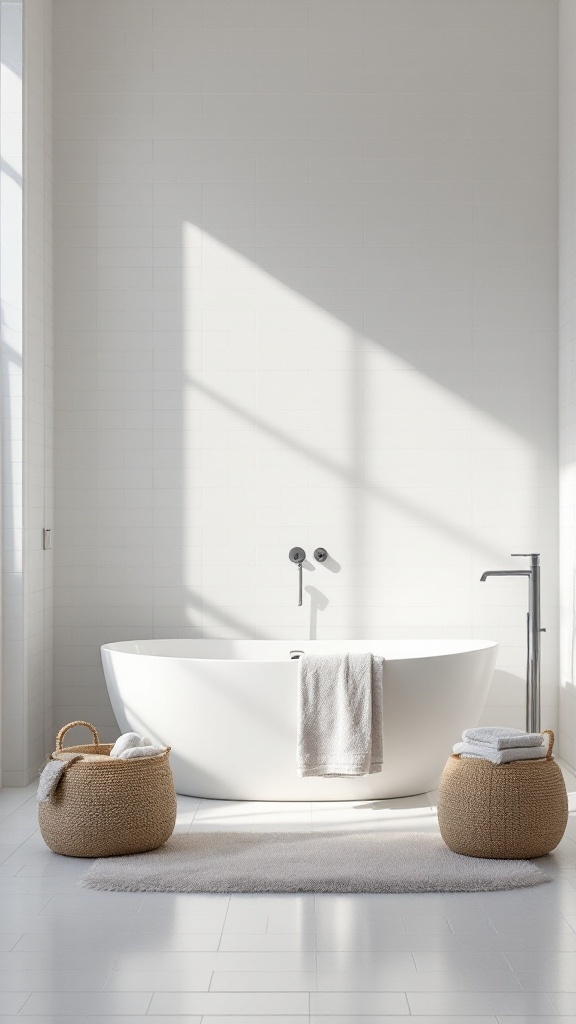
[80,831,548,894]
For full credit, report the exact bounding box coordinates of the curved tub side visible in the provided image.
[102,642,497,800]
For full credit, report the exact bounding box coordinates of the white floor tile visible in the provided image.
[0,915,132,938]
[0,969,109,991]
[220,910,269,933]
[85,1017,200,1024]
[494,932,576,952]
[194,800,313,829]
[0,875,88,894]
[222,895,315,935]
[0,895,52,915]
[413,951,510,970]
[195,1018,308,1024]
[514,969,576,991]
[495,1018,576,1024]
[110,933,221,952]
[0,845,24,864]
[103,969,212,991]
[210,970,317,990]
[84,1018,201,1024]
[311,1019,496,1024]
[12,933,127,953]
[488,918,575,936]
[406,992,559,1015]
[444,911,498,935]
[0,786,36,817]
[114,950,316,972]
[124,916,227,937]
[316,969,522,992]
[562,915,576,931]
[149,991,310,1014]
[218,933,317,951]
[134,894,229,933]
[0,863,26,879]
[316,951,415,972]
[0,950,117,970]
[402,913,453,934]
[0,991,30,1013]
[0,1017,88,1024]
[548,993,576,1011]
[15,858,92,877]
[315,931,506,952]
[315,920,407,947]
[505,951,576,972]
[19,992,153,1015]
[310,991,409,1014]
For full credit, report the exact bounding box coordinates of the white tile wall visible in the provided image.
[53,0,559,741]
[559,0,576,771]
[1,0,53,784]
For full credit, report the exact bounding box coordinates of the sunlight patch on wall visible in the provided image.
[182,220,539,643]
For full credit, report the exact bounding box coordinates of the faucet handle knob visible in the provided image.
[289,547,306,564]
[511,553,540,557]
[314,547,328,563]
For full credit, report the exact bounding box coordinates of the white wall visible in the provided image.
[559,0,576,771]
[53,0,559,742]
[23,0,54,774]
[1,0,24,783]
[1,0,53,784]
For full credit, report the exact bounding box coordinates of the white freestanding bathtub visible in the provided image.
[101,639,497,800]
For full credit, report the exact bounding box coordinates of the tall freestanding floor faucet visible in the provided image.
[480,553,545,733]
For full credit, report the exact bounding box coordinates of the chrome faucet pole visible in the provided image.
[515,553,542,734]
[480,553,544,733]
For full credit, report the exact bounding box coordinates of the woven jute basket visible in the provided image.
[438,729,568,859]
[38,721,177,858]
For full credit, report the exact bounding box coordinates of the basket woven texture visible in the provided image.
[38,722,177,858]
[438,729,568,859]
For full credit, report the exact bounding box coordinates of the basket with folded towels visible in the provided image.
[38,721,176,857]
[438,727,568,859]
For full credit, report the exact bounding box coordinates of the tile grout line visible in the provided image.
[216,894,233,951]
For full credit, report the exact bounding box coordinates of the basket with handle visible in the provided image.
[438,729,568,859]
[38,721,177,858]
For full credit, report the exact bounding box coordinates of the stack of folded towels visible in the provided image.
[453,726,546,764]
[109,732,164,759]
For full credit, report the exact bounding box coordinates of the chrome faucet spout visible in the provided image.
[480,570,531,581]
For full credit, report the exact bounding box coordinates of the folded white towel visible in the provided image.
[462,726,543,750]
[109,732,155,758]
[109,732,143,758]
[453,740,546,765]
[117,744,165,759]
[297,653,384,777]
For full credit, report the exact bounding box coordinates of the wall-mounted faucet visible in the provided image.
[288,547,306,606]
[480,553,545,732]
[289,546,330,606]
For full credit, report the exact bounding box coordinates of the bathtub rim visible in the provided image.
[101,637,499,664]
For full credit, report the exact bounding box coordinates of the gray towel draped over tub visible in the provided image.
[297,653,384,777]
